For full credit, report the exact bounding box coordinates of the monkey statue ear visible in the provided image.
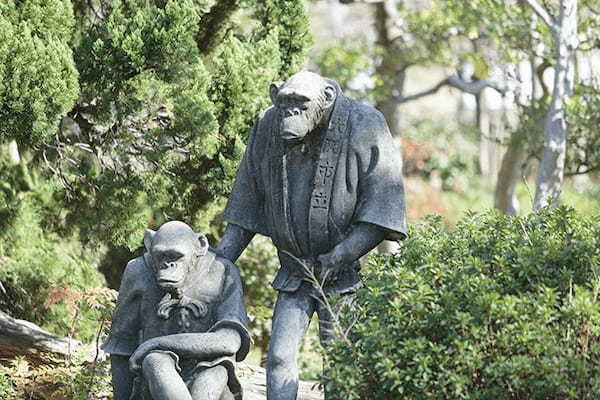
[197,233,209,256]
[323,84,337,108]
[269,82,283,105]
[144,229,156,252]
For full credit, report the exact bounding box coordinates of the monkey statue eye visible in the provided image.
[155,250,184,263]
[168,252,183,261]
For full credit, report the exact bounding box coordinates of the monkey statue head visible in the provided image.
[270,71,337,144]
[144,221,208,296]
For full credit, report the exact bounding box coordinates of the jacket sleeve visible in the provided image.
[222,120,269,236]
[351,110,407,241]
[102,259,144,356]
[209,262,252,362]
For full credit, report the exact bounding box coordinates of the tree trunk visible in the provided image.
[373,0,406,138]
[495,138,527,215]
[8,140,20,165]
[532,0,578,211]
[0,310,83,364]
[327,0,346,39]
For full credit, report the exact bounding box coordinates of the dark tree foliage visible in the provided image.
[0,0,311,339]
[1,0,311,249]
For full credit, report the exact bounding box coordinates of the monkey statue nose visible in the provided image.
[283,108,301,117]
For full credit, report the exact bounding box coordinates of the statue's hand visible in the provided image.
[316,250,345,283]
[129,338,160,374]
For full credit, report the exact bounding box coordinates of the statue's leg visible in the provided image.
[142,351,191,400]
[316,292,354,346]
[267,283,316,400]
[316,293,355,400]
[110,355,134,400]
[189,365,229,400]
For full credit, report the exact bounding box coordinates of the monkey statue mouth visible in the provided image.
[158,277,184,290]
[280,130,308,144]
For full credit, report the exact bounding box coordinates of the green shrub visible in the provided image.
[0,188,111,342]
[0,355,112,399]
[326,206,600,399]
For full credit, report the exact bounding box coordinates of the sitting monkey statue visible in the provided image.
[103,221,251,400]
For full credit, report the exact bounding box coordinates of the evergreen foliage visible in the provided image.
[326,206,600,399]
[1,0,312,249]
[0,0,79,147]
[46,0,312,249]
[0,0,311,342]
[0,171,107,340]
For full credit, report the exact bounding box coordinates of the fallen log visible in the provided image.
[0,310,83,364]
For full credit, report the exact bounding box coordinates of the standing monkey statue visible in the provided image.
[217,71,407,400]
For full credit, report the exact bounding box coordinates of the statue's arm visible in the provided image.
[317,222,385,280]
[129,328,241,372]
[111,355,135,399]
[215,223,255,262]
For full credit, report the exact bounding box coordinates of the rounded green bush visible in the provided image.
[326,206,600,399]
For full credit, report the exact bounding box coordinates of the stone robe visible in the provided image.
[102,251,251,400]
[223,85,407,295]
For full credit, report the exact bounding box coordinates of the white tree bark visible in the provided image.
[8,140,20,165]
[531,0,578,211]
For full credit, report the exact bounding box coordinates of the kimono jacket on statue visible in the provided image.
[102,251,251,400]
[223,82,407,295]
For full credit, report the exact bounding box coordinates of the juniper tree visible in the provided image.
[1,0,311,247]
[0,0,311,338]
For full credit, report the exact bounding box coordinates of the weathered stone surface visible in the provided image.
[238,363,323,400]
[217,71,408,399]
[104,221,252,400]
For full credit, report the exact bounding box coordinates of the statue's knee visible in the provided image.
[268,350,294,372]
[210,365,228,380]
[142,352,175,375]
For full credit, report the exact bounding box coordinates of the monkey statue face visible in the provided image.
[270,71,337,144]
[144,221,208,294]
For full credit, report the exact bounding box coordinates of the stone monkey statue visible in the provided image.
[217,71,407,399]
[103,221,251,400]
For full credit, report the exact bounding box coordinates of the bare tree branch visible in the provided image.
[339,0,385,3]
[395,78,449,103]
[394,74,506,104]
[584,0,600,15]
[521,0,557,31]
